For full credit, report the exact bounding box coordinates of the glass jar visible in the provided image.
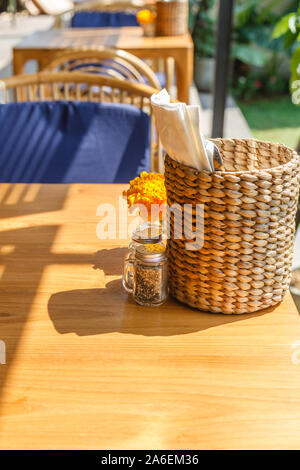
[123,222,164,292]
[129,222,162,254]
[123,244,168,306]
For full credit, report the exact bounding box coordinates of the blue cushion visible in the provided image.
[71,11,138,28]
[155,72,166,88]
[0,101,150,183]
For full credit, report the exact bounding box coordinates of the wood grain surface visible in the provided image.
[0,183,300,450]
[13,27,194,103]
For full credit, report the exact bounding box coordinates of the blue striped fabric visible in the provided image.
[0,101,150,183]
[71,11,138,28]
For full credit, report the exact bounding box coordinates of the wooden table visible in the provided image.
[13,27,194,104]
[0,183,300,450]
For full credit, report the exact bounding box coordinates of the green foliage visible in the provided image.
[231,0,288,67]
[272,13,296,38]
[232,72,288,100]
[190,0,292,66]
[190,0,216,58]
[231,43,269,67]
[234,0,260,29]
[0,0,19,13]
[238,96,300,150]
[190,0,300,99]
[272,3,300,103]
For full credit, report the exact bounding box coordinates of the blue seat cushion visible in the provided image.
[0,101,150,183]
[71,11,139,28]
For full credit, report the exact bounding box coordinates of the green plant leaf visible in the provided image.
[283,30,298,49]
[232,43,269,67]
[256,0,283,23]
[240,24,273,48]
[272,13,295,39]
[289,15,297,34]
[234,0,260,29]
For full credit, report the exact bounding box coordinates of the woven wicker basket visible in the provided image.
[165,138,300,314]
[156,0,188,36]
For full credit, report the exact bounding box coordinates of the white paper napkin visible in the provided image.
[151,89,215,172]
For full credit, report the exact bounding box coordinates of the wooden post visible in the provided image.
[211,0,234,138]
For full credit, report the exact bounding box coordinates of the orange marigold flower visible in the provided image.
[123,171,166,212]
[136,9,156,25]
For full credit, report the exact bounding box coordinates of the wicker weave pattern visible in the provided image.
[164,138,300,314]
[156,0,188,36]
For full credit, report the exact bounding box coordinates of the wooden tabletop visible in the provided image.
[13,27,193,52]
[0,183,300,450]
[13,27,194,103]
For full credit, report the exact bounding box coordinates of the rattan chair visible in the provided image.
[53,1,172,93]
[0,71,163,171]
[41,48,161,90]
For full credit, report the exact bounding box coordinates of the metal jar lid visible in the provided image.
[132,223,162,244]
[135,244,167,263]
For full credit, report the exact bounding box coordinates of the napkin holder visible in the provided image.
[164,138,300,314]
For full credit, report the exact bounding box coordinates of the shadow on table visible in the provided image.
[0,185,66,406]
[0,184,92,406]
[93,247,127,275]
[48,278,274,337]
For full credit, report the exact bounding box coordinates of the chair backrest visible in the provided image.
[0,71,156,107]
[71,11,138,28]
[54,0,156,28]
[41,48,161,90]
[0,101,150,183]
[0,72,162,172]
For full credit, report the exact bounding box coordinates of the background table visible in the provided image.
[13,27,194,104]
[0,183,300,450]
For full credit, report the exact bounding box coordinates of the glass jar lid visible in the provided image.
[135,244,167,263]
[131,222,162,244]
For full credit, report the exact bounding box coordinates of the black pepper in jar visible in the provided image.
[133,244,168,306]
